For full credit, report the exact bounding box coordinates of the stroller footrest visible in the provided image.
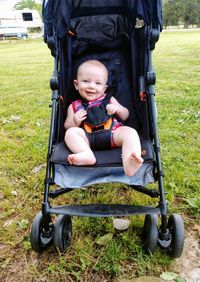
[49,204,160,217]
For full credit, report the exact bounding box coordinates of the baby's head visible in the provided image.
[74,60,108,101]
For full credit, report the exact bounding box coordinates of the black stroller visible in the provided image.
[30,0,184,258]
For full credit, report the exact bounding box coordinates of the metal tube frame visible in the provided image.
[42,53,59,228]
[147,28,168,235]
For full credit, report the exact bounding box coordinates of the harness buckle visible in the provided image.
[92,125,104,132]
[83,118,113,133]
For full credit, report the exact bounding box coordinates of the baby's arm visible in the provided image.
[64,104,87,129]
[106,96,129,121]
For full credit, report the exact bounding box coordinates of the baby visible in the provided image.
[64,60,143,176]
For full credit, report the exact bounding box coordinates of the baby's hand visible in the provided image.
[106,104,119,116]
[74,109,87,126]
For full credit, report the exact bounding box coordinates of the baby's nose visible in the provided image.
[88,82,95,88]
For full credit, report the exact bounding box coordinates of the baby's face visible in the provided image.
[74,64,108,101]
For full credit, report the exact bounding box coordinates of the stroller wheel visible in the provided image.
[166,214,184,258]
[53,215,72,253]
[142,214,158,253]
[30,212,54,252]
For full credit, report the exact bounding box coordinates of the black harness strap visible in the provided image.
[82,90,113,127]
[86,128,112,150]
[82,87,116,150]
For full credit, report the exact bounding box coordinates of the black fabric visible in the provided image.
[70,14,130,54]
[84,106,111,127]
[131,26,151,139]
[71,6,132,19]
[86,129,112,151]
[57,35,73,142]
[43,0,162,39]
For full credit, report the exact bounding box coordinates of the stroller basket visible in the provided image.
[30,0,184,258]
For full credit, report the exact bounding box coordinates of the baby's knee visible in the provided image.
[65,127,85,139]
[122,126,140,141]
[121,126,137,134]
[65,127,77,139]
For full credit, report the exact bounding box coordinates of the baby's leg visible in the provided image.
[113,126,143,176]
[64,127,96,165]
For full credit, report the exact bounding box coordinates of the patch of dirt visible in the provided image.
[169,225,200,282]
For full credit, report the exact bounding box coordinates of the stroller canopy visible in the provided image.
[43,0,162,38]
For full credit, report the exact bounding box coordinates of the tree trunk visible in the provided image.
[184,20,189,29]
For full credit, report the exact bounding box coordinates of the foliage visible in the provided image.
[14,0,42,17]
[163,0,180,28]
[186,197,200,210]
[163,0,200,28]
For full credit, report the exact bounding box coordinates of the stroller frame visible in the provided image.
[30,0,184,258]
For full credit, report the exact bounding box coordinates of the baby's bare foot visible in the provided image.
[67,151,96,166]
[124,152,143,177]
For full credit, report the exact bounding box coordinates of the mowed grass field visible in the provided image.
[0,31,200,281]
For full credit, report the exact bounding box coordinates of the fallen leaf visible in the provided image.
[160,272,178,280]
[113,218,130,230]
[96,233,113,245]
[18,219,29,230]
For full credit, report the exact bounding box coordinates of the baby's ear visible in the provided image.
[73,79,78,90]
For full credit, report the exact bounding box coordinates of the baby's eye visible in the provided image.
[82,79,89,83]
[96,82,102,85]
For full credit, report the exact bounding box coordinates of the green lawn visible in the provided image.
[0,31,199,281]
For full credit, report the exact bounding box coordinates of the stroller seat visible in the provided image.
[51,136,154,166]
[51,135,155,188]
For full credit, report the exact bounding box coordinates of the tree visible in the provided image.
[14,0,42,17]
[177,0,200,28]
[163,0,200,28]
[163,0,180,28]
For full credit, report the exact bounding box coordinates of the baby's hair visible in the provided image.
[77,60,108,79]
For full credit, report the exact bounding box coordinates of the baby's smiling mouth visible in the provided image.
[86,91,96,95]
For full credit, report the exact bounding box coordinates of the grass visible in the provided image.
[0,31,200,281]
[154,31,200,211]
